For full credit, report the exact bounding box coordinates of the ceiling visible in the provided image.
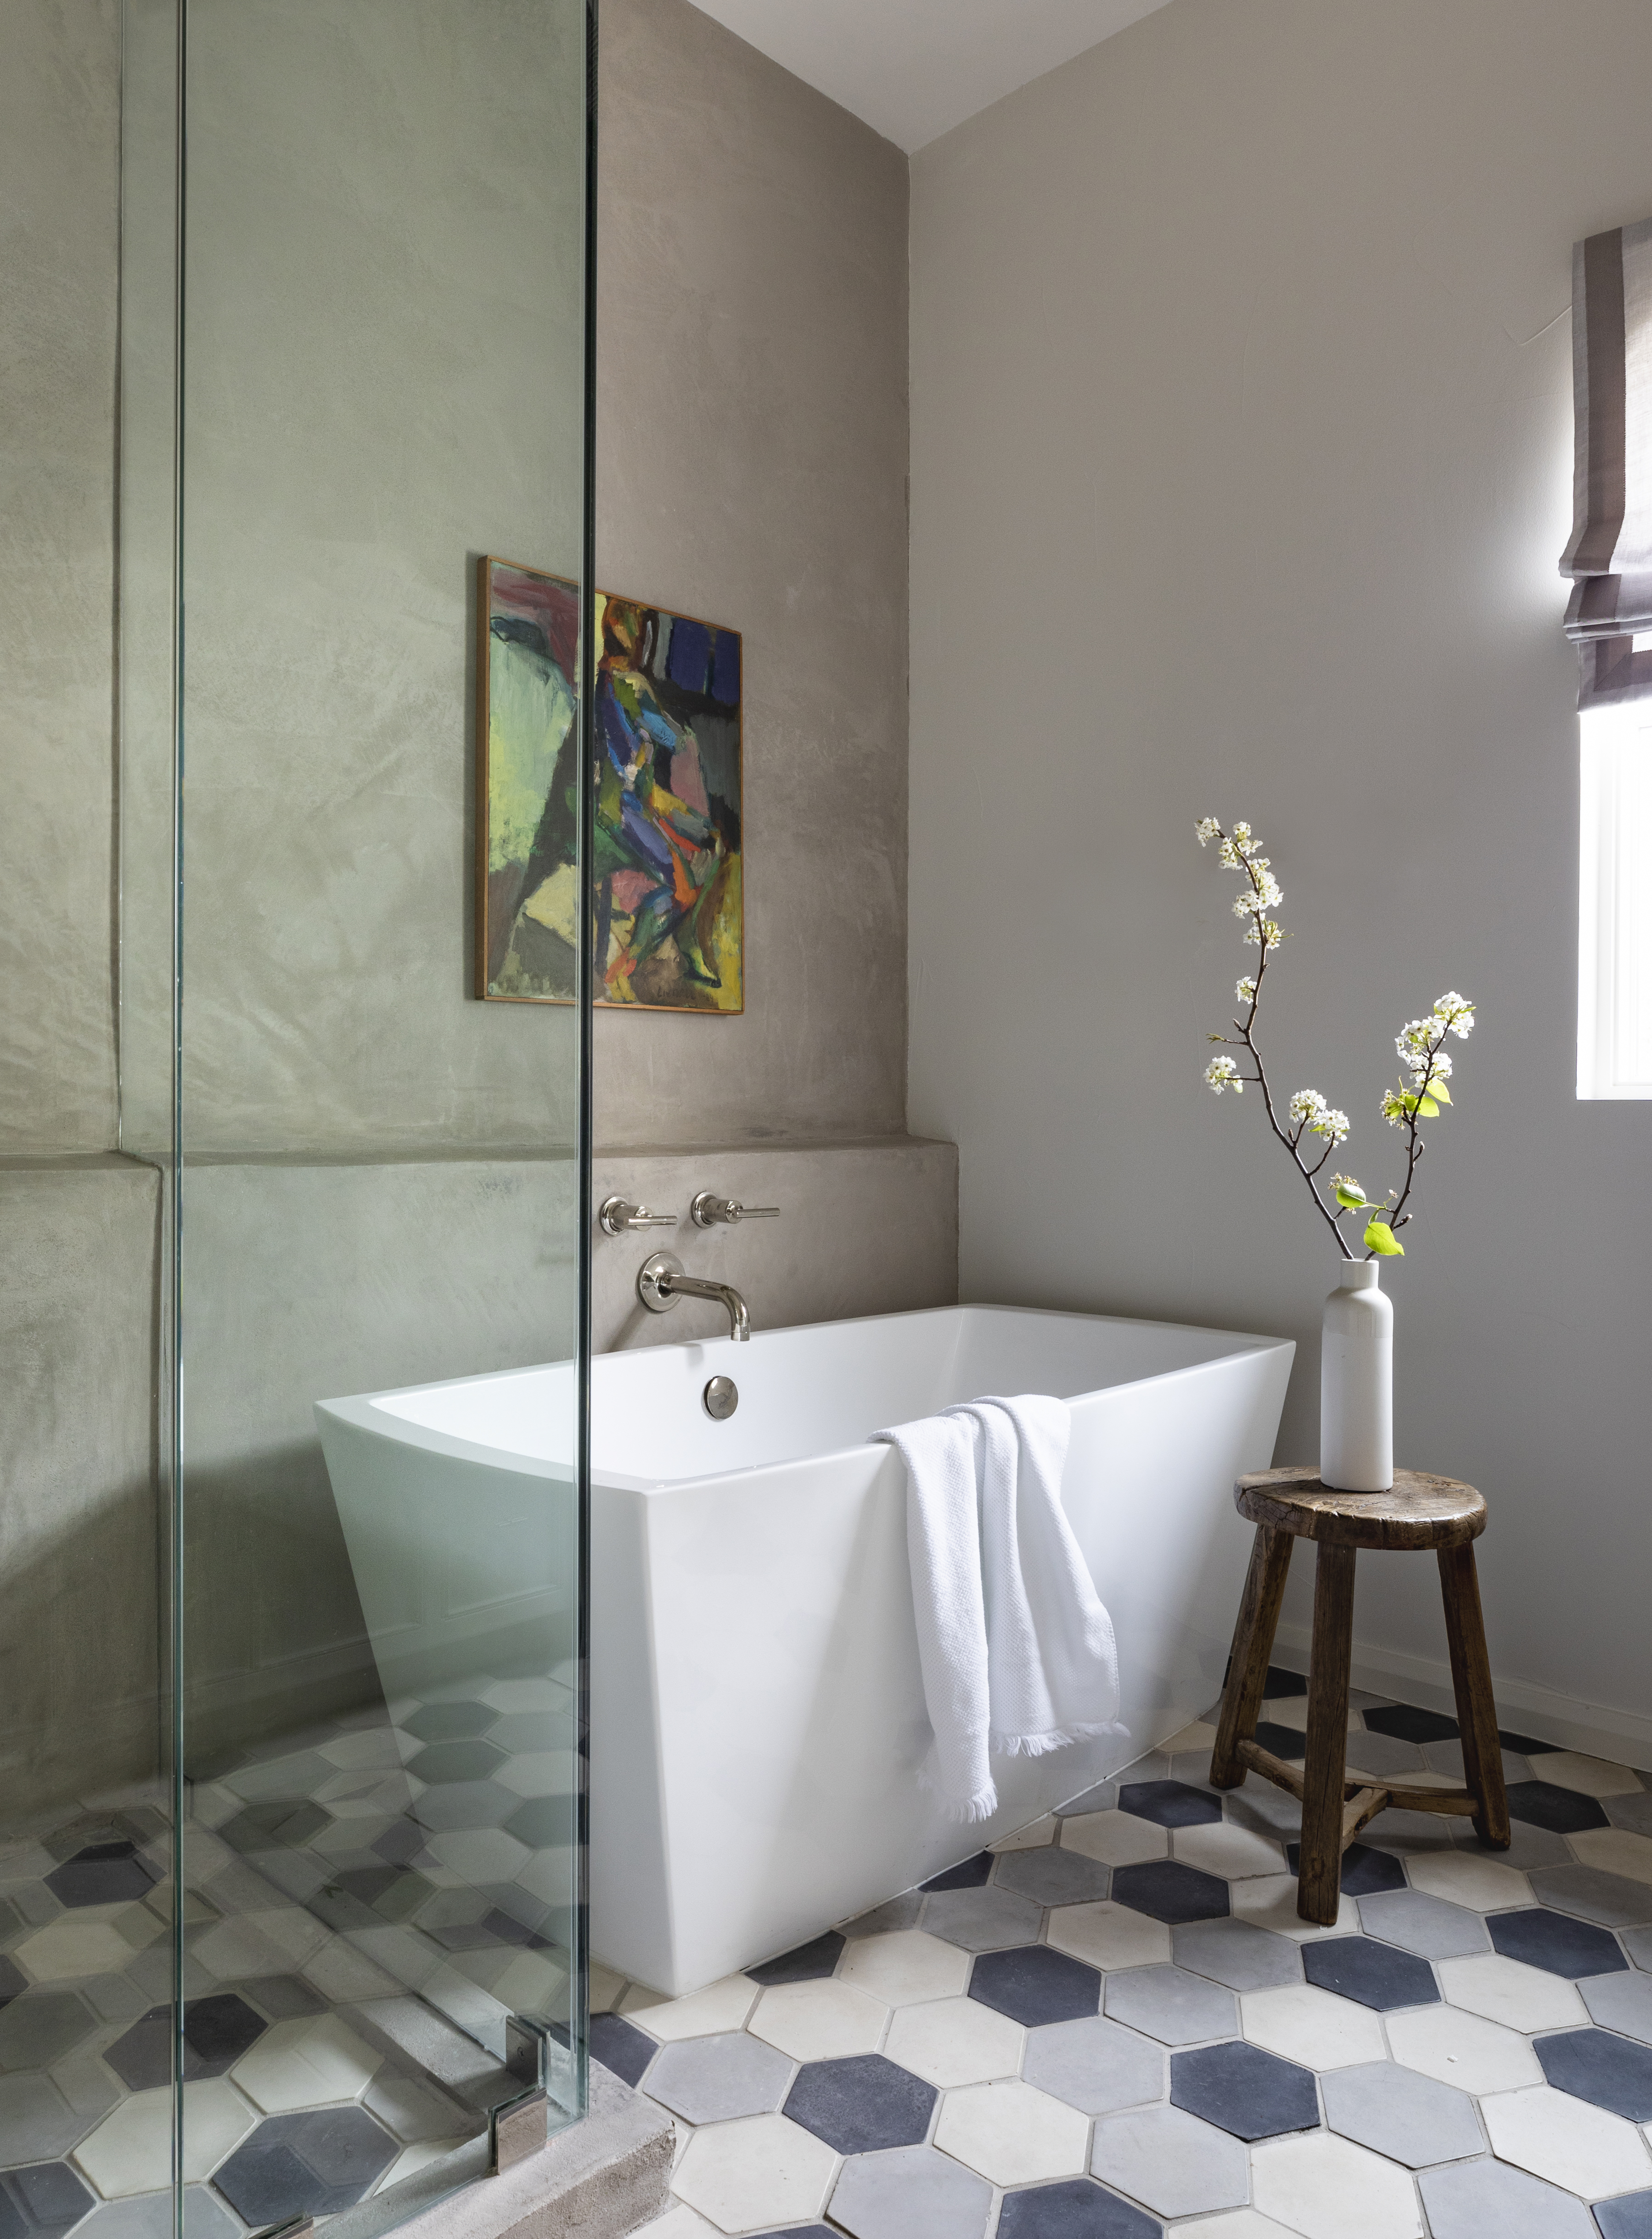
[687,0,1176,154]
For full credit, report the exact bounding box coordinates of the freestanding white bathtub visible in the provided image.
[319,1304,1292,1997]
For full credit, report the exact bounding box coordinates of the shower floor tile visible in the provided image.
[619,1688,1652,2239]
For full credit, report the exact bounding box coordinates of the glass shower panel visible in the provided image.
[132,2,593,2228]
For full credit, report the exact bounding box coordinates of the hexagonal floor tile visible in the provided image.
[1535,1754,1645,1799]
[401,1703,495,1743]
[922,1852,994,1892]
[1507,1782,1611,1835]
[628,1975,757,2045]
[1535,2025,1652,2121]
[837,1931,967,2005]
[1593,2193,1652,2239]
[210,2105,403,2223]
[827,2142,990,2239]
[1528,1865,1652,1930]
[1404,1850,1533,1915]
[409,1781,519,1834]
[883,1997,1023,2089]
[674,2112,836,2232]
[1437,1951,1588,2031]
[1582,1969,1652,2046]
[992,1816,1059,1855]
[229,2013,381,2114]
[922,1887,1044,1953]
[1170,2038,1315,2140]
[1046,1903,1169,1975]
[1281,1843,1405,1899]
[1607,1791,1652,1837]
[0,1993,100,2075]
[1173,1823,1287,1882]
[745,1932,844,1987]
[16,1920,143,1986]
[935,2078,1089,2187]
[1101,1965,1236,2047]
[784,2053,934,2154]
[106,1996,266,2090]
[1342,1732,1430,1781]
[645,2030,792,2124]
[1110,1862,1228,1925]
[588,2012,656,2088]
[0,2156,96,2237]
[0,2075,84,2167]
[1118,1782,1221,1828]
[44,1847,158,1912]
[1089,2103,1247,2220]
[1320,2058,1478,2166]
[1022,2015,1162,2116]
[1172,1918,1301,1992]
[969,1947,1101,2028]
[406,1740,506,1787]
[996,2176,1162,2237]
[75,2081,254,2194]
[1361,1704,1458,1745]
[1356,1889,1488,1959]
[1230,1877,1356,1941]
[1058,1814,1168,1869]
[1383,2001,1542,2093]
[748,1978,884,2061]
[1250,2131,1422,2239]
[1300,1936,1438,2012]
[1488,1906,1628,1980]
[1240,1985,1385,2070]
[993,1849,1111,1908]
[1419,2155,1597,2238]
[1480,2081,1652,2199]
[1253,1725,1307,1763]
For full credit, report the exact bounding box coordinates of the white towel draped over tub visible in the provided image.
[873,1394,1126,1822]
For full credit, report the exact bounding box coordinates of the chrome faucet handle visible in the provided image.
[598,1196,679,1238]
[691,1192,780,1227]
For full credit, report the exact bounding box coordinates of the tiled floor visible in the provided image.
[604,1676,1652,2239]
[0,1669,579,2236]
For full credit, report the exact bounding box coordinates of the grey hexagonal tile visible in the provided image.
[1320,2057,1480,2166]
[0,2076,84,2165]
[0,1996,98,2076]
[1605,1790,1652,1837]
[1581,1969,1652,2046]
[1342,1730,1429,1778]
[828,2141,992,2239]
[786,2054,936,2154]
[0,2156,97,2237]
[1170,2038,1317,2140]
[1356,1889,1490,1959]
[211,2106,399,2224]
[1419,2155,1597,2237]
[993,1849,1111,1908]
[840,1895,925,1938]
[1422,1740,1532,1789]
[44,1846,157,1911]
[996,2177,1161,2237]
[225,1752,335,1803]
[1054,1783,1118,1819]
[408,1781,519,1833]
[1020,2016,1164,2116]
[1089,2103,1247,2219]
[1172,1918,1301,1991]
[1595,2191,1652,2239]
[645,2030,792,2124]
[1528,1864,1652,1929]
[1535,2025,1652,2120]
[402,1702,496,1743]
[406,1741,507,1787]
[922,1887,1043,1952]
[1101,1965,1235,2047]
[503,1797,574,1851]
[1301,1935,1438,2010]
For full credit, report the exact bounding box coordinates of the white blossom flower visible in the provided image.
[1288,1089,1349,1144]
[1242,917,1283,949]
[1381,1089,1410,1126]
[1235,977,1257,1004]
[1433,991,1475,1037]
[1206,1054,1242,1093]
[1196,817,1222,846]
[1331,1172,1364,1198]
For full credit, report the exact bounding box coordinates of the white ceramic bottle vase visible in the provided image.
[1320,1260,1394,1492]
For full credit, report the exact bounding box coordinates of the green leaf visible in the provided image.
[1417,1096,1439,1118]
[1334,1183,1366,1210]
[1364,1221,1405,1256]
[1429,1080,1452,1104]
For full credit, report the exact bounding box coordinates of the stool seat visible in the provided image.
[1236,1467,1486,1551]
[1211,1464,1509,1924]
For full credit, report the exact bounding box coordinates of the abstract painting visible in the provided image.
[477,557,743,1011]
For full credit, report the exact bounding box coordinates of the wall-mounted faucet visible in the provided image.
[637,1252,750,1341]
[599,1197,678,1236]
[691,1193,780,1227]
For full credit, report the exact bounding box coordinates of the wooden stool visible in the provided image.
[1210,1467,1510,1925]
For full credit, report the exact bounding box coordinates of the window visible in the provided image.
[1579,698,1652,1097]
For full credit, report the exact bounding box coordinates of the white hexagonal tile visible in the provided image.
[837,1930,969,2005]
[1570,1828,1652,1887]
[1533,1754,1645,1799]
[1481,2081,1652,2199]
[1383,2001,1543,2094]
[1059,1812,1169,1867]
[17,1917,139,1983]
[1232,1876,1357,1940]
[629,1975,759,2044]
[747,1978,887,2061]
[230,2013,382,2113]
[1090,2103,1249,2219]
[1251,2132,1422,2238]
[1160,1720,1221,1755]
[992,1816,1059,1853]
[1186,2217,1300,2239]
[1045,1901,1171,1972]
[883,1994,1023,2087]
[1404,1851,1532,1913]
[673,2112,836,2232]
[74,2081,255,2196]
[933,2077,1089,2186]
[1436,1952,1588,2032]
[1172,1822,1288,1880]
[494,1752,578,1799]
[422,1829,530,1883]
[1240,1984,1386,2070]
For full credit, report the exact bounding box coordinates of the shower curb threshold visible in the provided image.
[399,2064,673,2239]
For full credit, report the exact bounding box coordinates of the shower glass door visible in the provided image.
[119,1,595,2229]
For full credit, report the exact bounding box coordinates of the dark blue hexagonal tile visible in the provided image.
[1119,1782,1221,1828]
[746,1931,845,1986]
[1301,1936,1438,2011]
[329,1867,433,1926]
[1285,1842,1405,1897]
[1489,1907,1628,1980]
[1508,1782,1611,1835]
[922,1851,994,1891]
[997,2177,1162,2237]
[371,1819,429,1867]
[44,1844,158,1910]
[1253,1722,1307,1762]
[970,1945,1102,2025]
[1263,1667,1309,1698]
[107,1996,269,2091]
[1537,2028,1652,2121]
[784,2053,935,2153]
[588,2011,656,2088]
[211,2107,398,2225]
[1111,1862,1229,1925]
[402,1701,496,1742]
[0,1957,25,2006]
[1593,2193,1652,2239]
[1498,1728,1560,1756]
[1171,2039,1319,2140]
[0,2161,96,2239]
[1362,1704,1459,1745]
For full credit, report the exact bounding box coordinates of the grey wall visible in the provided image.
[909,0,1652,1759]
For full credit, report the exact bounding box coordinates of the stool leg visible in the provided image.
[1298,1542,1356,1925]
[1211,1525,1293,1790]
[1438,1541,1511,1850]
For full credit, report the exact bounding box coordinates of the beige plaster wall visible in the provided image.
[909,0,1652,1753]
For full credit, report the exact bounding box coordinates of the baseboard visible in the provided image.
[1270,1622,1652,1775]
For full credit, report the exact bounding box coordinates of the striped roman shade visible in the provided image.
[1563,217,1652,705]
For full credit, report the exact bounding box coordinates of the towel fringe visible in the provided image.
[991,1719,1130,1760]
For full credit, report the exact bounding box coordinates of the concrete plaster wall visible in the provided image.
[909,0,1652,1759]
